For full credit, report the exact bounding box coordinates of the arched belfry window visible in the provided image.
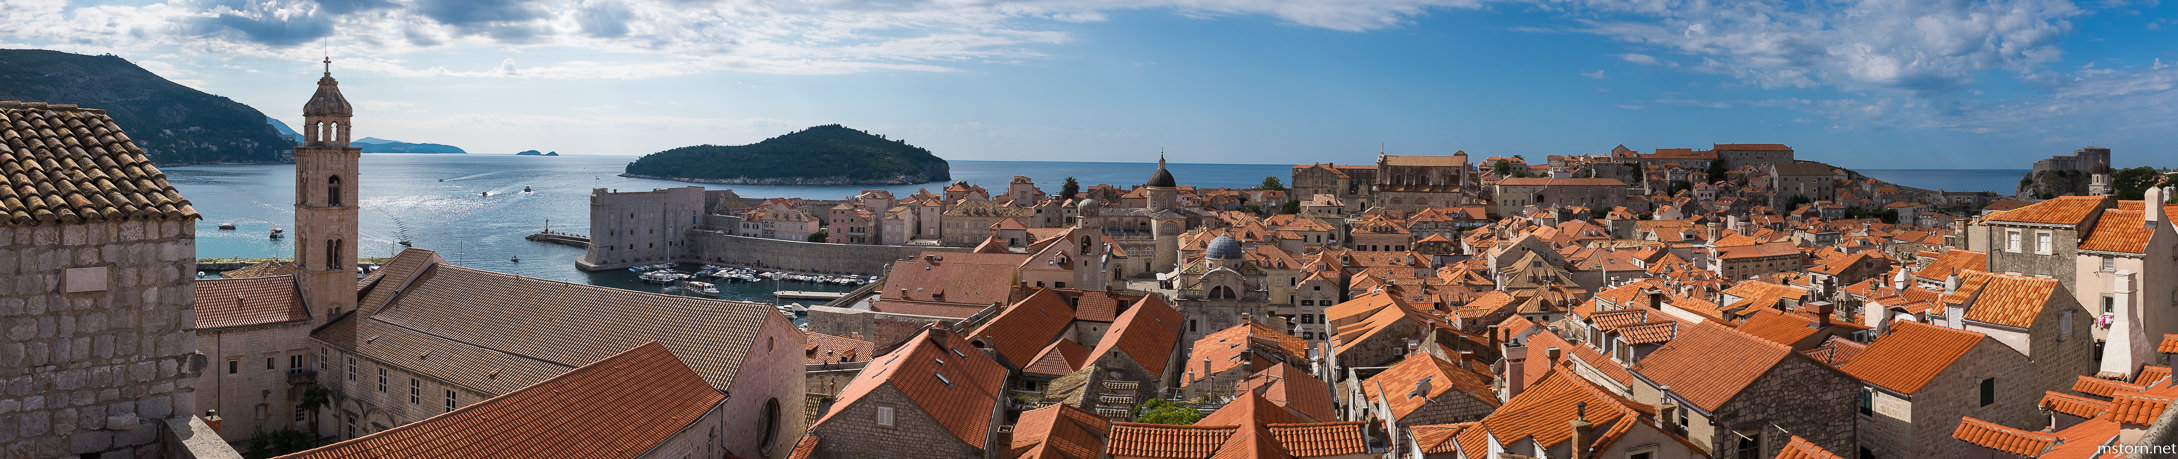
[326,239,342,270]
[328,176,342,207]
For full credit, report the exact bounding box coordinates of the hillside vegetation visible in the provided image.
[0,49,293,165]
[623,124,950,185]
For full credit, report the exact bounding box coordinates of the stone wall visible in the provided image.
[804,307,967,350]
[1,219,203,458]
[804,384,985,459]
[1857,339,2037,459]
[1983,224,2087,288]
[315,346,496,441]
[683,230,968,276]
[1708,356,1859,459]
[584,187,707,270]
[194,322,314,442]
[714,312,807,459]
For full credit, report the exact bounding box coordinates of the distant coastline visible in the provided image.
[619,173,937,186]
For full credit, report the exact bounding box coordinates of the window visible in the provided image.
[760,398,782,454]
[446,390,457,412]
[266,357,275,370]
[876,406,896,427]
[376,369,386,393]
[1980,378,1996,406]
[320,348,328,371]
[228,359,238,374]
[295,405,306,422]
[326,239,341,270]
[1859,389,1873,415]
[2006,230,2022,253]
[1736,433,1760,459]
[409,379,420,405]
[2104,257,2117,272]
[2036,232,2052,254]
[328,176,342,207]
[2105,296,2116,314]
[2061,310,2074,341]
[290,355,303,369]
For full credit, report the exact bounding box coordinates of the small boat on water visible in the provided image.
[522,185,533,193]
[686,281,719,295]
[268,228,284,239]
[776,303,807,314]
[510,255,520,263]
[217,222,236,230]
[479,191,490,197]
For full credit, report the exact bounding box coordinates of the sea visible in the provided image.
[167,154,2026,303]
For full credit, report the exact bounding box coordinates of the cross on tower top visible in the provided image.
[323,56,332,77]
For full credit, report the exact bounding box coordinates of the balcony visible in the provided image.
[287,368,318,386]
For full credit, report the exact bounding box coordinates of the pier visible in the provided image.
[526,231,590,248]
[774,290,849,301]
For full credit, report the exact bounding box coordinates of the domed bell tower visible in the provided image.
[296,57,360,319]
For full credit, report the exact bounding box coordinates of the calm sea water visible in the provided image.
[168,154,2018,300]
[1856,169,2027,194]
[167,155,1291,301]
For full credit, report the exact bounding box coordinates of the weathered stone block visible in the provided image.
[18,410,48,437]
[103,413,135,431]
[53,407,77,434]
[137,395,170,419]
[120,421,157,447]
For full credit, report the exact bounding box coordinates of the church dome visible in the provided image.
[1206,235,1242,260]
[1147,155,1176,188]
[304,59,353,116]
[1076,198,1098,209]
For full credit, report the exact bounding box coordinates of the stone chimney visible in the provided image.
[1946,301,1966,329]
[1545,346,1563,366]
[1487,324,1500,349]
[1944,274,1960,294]
[1656,386,1677,431]
[204,410,222,436]
[1569,402,1593,459]
[1505,354,1528,400]
[2100,270,2151,380]
[928,324,950,343]
[2147,187,2165,229]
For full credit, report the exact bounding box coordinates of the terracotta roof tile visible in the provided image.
[1912,249,1987,282]
[1407,423,1475,454]
[2161,334,2178,354]
[1023,339,1091,377]
[1264,422,1368,457]
[193,275,308,330]
[1236,363,1338,423]
[1985,195,2107,226]
[803,330,874,364]
[1800,337,1866,366]
[2072,376,2146,398]
[2138,365,2171,386]
[279,342,722,459]
[813,328,1008,447]
[1949,416,2056,456]
[0,102,199,226]
[1086,295,1185,377]
[1478,370,1653,453]
[1011,403,1110,459]
[2104,393,2173,425]
[2041,419,2123,458]
[220,260,297,278]
[1838,321,1989,395]
[1774,435,1844,459]
[969,289,1079,368]
[1106,424,1234,458]
[1946,271,2062,329]
[1734,309,1821,347]
[1185,322,1308,387]
[2080,208,2158,254]
[877,251,1028,313]
[2042,391,2113,419]
[1362,351,1499,422]
[1632,321,1791,412]
[1495,177,1627,187]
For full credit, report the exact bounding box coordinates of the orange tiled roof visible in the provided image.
[1010,403,1110,459]
[2138,365,2172,386]
[1478,369,1652,454]
[2041,391,2113,419]
[1236,363,1338,422]
[2079,209,2156,254]
[2041,418,2123,458]
[1106,423,1233,458]
[1984,195,2106,226]
[1912,249,1987,282]
[2072,376,2146,398]
[1800,336,1866,366]
[1086,295,1185,378]
[1023,339,1092,377]
[2161,334,2178,354]
[813,328,1008,447]
[1185,322,1308,387]
[1362,351,1499,421]
[1950,416,2056,457]
[1407,423,1476,455]
[1734,309,1821,347]
[0,102,200,225]
[968,289,1079,368]
[803,330,874,365]
[1774,435,1844,459]
[279,342,722,459]
[1264,422,1369,457]
[1838,321,1990,395]
[193,275,308,330]
[2105,393,2173,425]
[1947,271,2061,329]
[1632,321,1791,412]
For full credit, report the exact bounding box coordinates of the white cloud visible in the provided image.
[1581,69,1606,79]
[1616,52,1658,65]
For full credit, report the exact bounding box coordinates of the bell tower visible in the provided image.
[296,57,359,319]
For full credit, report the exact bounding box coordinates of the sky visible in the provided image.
[1,0,2174,169]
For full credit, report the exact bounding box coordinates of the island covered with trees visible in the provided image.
[623,124,950,185]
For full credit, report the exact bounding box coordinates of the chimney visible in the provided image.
[1487,324,1500,349]
[1202,358,1213,382]
[1506,354,1528,399]
[2100,270,2151,380]
[1546,346,1563,365]
[1814,301,1834,328]
[1944,274,1960,294]
[1656,385,1676,430]
[1242,312,1253,324]
[204,410,222,436]
[1569,402,1593,459]
[928,324,950,343]
[2148,187,2166,229]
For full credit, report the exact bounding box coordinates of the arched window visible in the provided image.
[1210,285,1235,299]
[328,176,342,207]
[760,398,782,455]
[326,239,341,270]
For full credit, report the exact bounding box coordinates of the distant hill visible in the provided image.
[0,49,294,165]
[623,124,950,185]
[268,116,302,143]
[516,150,558,156]
[354,137,465,154]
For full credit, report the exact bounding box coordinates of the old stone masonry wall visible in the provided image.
[1,219,202,458]
[683,230,967,276]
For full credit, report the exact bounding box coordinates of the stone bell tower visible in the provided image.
[296,57,359,319]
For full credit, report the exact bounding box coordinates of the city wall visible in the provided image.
[680,230,968,276]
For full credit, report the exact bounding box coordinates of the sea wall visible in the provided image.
[679,229,967,275]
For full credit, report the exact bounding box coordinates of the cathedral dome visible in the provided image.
[1147,155,1176,188]
[1076,198,1098,209]
[1206,235,1242,260]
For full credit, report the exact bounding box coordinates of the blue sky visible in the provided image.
[3,0,2174,169]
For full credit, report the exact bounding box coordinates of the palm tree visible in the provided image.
[299,385,331,442]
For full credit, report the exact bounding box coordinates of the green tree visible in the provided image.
[807,231,829,243]
[243,429,314,458]
[1136,399,1203,425]
[2112,167,2163,200]
[299,385,330,440]
[1242,204,1263,215]
[1059,177,1080,200]
[1669,180,1693,194]
[1706,160,1727,184]
[1280,199,1301,215]
[1259,176,1287,190]
[1788,195,1813,208]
